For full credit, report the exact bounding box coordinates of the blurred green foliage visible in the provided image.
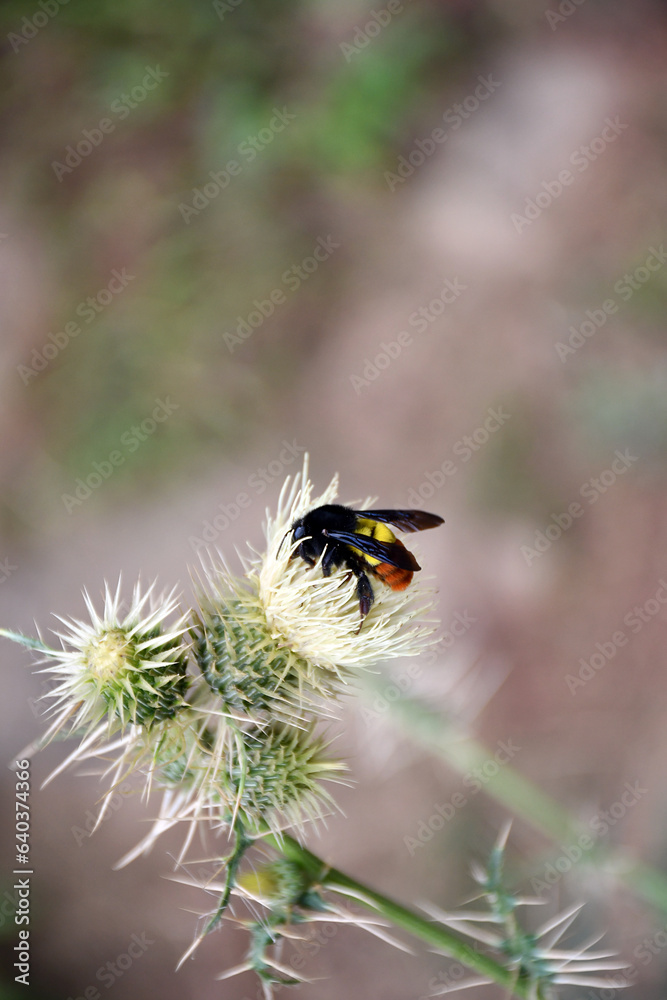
[6,0,663,531]
[0,0,471,516]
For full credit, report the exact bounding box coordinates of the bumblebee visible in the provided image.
[288,504,444,619]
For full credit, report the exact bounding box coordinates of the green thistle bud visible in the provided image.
[224,725,346,833]
[42,581,190,742]
[426,826,630,995]
[237,859,311,907]
[123,722,346,869]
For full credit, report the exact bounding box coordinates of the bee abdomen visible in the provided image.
[372,563,414,590]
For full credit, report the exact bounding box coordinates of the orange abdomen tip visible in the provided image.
[374,564,414,590]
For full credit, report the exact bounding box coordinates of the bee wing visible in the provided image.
[355,509,444,533]
[325,529,420,571]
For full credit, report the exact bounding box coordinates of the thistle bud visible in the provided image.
[223,724,346,833]
[42,580,190,741]
[236,859,311,907]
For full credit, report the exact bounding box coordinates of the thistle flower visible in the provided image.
[191,458,438,725]
[252,455,438,675]
[3,458,456,1000]
[169,455,436,846]
[3,459,438,858]
[38,580,190,746]
[2,476,634,1000]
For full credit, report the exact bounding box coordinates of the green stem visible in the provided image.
[265,832,534,1000]
[206,820,251,932]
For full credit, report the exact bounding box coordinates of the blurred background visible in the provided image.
[2,0,667,997]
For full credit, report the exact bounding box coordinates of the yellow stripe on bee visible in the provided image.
[347,518,397,566]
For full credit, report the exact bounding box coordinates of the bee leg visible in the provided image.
[355,571,374,620]
[299,545,316,567]
[321,545,338,577]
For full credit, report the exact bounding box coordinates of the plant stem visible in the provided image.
[265,832,534,999]
[205,820,251,932]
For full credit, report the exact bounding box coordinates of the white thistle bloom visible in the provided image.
[38,579,190,747]
[192,454,439,722]
[251,455,439,674]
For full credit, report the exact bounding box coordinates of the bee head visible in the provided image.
[277,518,306,559]
[292,521,307,541]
